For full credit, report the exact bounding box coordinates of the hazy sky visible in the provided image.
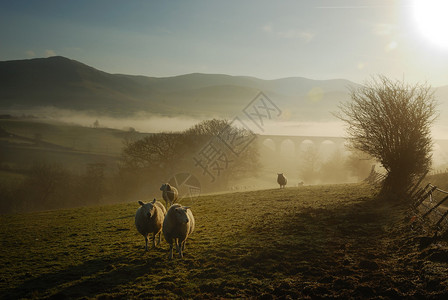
[1,0,447,86]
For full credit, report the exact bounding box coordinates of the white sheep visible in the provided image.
[135,198,167,251]
[160,183,179,208]
[277,173,287,189]
[163,204,195,259]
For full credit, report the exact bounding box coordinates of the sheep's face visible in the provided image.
[160,183,170,192]
[139,200,157,219]
[142,203,156,218]
[175,207,190,224]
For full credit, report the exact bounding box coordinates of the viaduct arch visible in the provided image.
[258,135,448,160]
[258,134,347,158]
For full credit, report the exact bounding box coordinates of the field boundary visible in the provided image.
[362,167,448,237]
[412,182,448,238]
[363,165,386,186]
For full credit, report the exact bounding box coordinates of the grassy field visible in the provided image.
[0,119,146,175]
[0,119,136,155]
[1,183,448,299]
[423,172,448,192]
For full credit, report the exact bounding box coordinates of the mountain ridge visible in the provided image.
[1,56,446,121]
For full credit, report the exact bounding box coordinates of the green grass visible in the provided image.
[0,119,128,154]
[0,119,152,156]
[0,119,147,175]
[1,183,447,299]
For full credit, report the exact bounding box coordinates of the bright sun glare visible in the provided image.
[413,0,448,48]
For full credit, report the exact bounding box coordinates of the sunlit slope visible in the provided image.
[0,119,143,154]
[0,119,149,173]
[2,184,446,299]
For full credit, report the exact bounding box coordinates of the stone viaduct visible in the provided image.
[257,134,448,158]
[257,134,347,157]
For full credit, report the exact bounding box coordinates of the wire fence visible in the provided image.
[363,167,448,237]
[412,182,448,238]
[363,165,386,186]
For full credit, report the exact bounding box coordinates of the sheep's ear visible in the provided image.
[152,198,156,204]
[184,206,190,210]
[166,184,171,191]
[138,201,144,206]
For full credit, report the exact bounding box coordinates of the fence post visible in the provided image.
[412,183,430,202]
[435,209,448,229]
[422,194,448,218]
[413,185,437,209]
[408,171,429,198]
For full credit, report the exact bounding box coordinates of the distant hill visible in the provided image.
[0,56,360,121]
[0,118,154,176]
[1,56,447,122]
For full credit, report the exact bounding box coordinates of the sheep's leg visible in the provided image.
[144,236,149,251]
[155,231,162,246]
[182,240,186,251]
[152,232,156,248]
[168,240,174,259]
[175,238,183,258]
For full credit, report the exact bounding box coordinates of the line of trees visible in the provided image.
[119,119,260,192]
[1,119,260,213]
[2,74,438,212]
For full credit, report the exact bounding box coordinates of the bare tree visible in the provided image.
[121,132,185,175]
[184,119,260,189]
[183,119,230,137]
[120,119,260,192]
[336,75,438,199]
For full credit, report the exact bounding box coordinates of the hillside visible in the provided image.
[2,56,448,126]
[0,56,358,120]
[0,118,150,174]
[1,184,447,299]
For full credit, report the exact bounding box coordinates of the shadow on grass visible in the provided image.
[2,250,166,299]
[232,196,419,298]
